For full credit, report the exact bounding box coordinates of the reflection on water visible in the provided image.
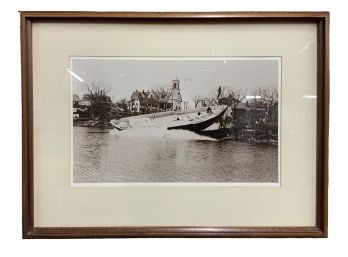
[73,126,278,183]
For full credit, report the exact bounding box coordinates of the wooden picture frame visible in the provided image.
[21,11,329,238]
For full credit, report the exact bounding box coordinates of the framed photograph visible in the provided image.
[21,11,329,238]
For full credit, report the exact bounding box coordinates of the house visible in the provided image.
[128,79,183,113]
[128,90,160,113]
[232,101,280,128]
[72,94,90,118]
[73,94,81,108]
[128,90,141,112]
[72,92,113,119]
[218,95,238,106]
[269,102,278,123]
[72,94,80,118]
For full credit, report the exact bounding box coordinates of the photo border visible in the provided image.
[70,56,282,187]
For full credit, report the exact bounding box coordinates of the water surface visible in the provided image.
[73,126,278,183]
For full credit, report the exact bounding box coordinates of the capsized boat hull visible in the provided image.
[196,128,232,140]
[167,106,228,132]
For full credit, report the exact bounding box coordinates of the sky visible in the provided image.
[71,57,280,107]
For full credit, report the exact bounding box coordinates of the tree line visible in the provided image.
[80,81,278,123]
[191,86,278,124]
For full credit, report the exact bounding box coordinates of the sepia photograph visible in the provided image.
[71,57,280,184]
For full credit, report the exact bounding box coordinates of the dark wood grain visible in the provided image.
[315,13,330,237]
[20,11,329,239]
[20,11,329,19]
[24,226,324,238]
[21,12,34,239]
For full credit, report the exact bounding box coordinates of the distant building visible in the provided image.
[128,79,183,113]
[128,90,160,113]
[168,79,182,111]
[79,97,91,107]
[158,93,170,111]
[72,93,112,119]
[72,94,81,108]
[72,94,81,118]
[236,101,266,126]
[269,102,278,123]
[72,94,91,118]
[218,95,238,106]
[128,90,141,112]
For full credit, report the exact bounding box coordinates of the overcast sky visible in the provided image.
[71,57,279,107]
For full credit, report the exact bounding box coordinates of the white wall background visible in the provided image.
[0,0,346,256]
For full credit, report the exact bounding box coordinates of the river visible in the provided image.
[73,126,278,183]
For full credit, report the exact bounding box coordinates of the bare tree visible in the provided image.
[259,88,278,123]
[216,85,228,102]
[204,86,228,106]
[204,96,216,106]
[150,84,171,111]
[248,88,262,103]
[191,95,205,108]
[83,81,112,119]
[226,88,247,122]
[259,88,278,107]
[115,98,128,112]
[151,84,171,98]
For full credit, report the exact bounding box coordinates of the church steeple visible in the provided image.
[169,79,182,111]
[172,79,180,90]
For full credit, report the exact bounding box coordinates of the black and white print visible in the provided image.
[71,57,280,184]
